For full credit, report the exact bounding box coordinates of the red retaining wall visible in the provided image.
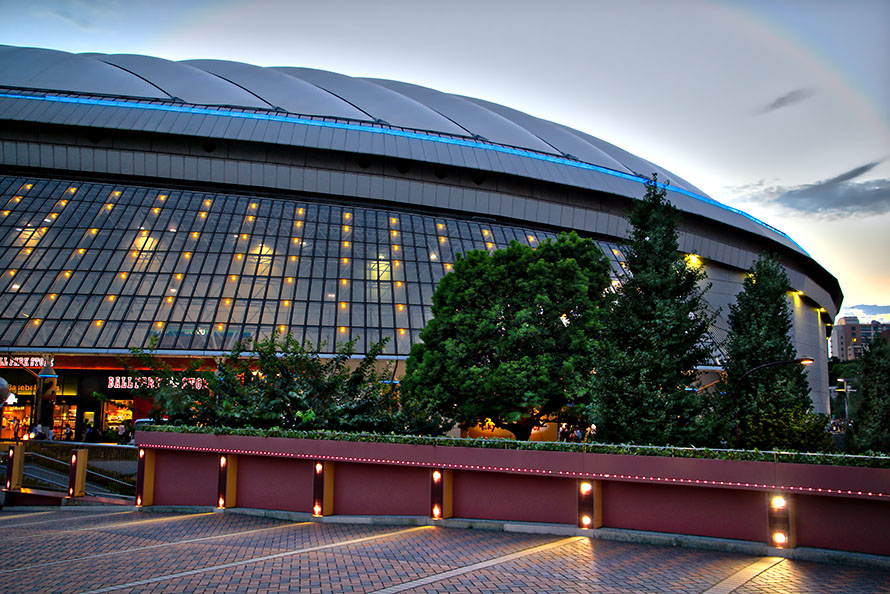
[135,431,890,556]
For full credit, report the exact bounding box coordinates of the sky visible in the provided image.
[1,0,888,322]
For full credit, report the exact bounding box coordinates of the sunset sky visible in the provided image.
[2,0,887,321]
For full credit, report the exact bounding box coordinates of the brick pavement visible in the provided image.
[0,509,886,593]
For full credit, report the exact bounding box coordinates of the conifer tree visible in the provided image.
[588,176,714,445]
[716,254,830,451]
[846,337,890,453]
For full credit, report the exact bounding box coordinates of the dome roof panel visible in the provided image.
[562,124,707,196]
[91,53,271,108]
[365,78,557,154]
[272,67,468,136]
[0,45,167,98]
[182,59,370,121]
[458,95,636,175]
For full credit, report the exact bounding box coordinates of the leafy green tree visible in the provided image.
[715,254,830,451]
[846,337,890,453]
[127,333,399,431]
[588,176,714,446]
[400,232,611,440]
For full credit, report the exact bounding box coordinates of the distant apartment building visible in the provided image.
[831,317,890,360]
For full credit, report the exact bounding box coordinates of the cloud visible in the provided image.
[31,0,120,32]
[728,161,890,219]
[839,305,890,324]
[753,88,816,115]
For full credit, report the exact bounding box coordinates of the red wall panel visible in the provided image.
[795,494,890,556]
[452,470,576,524]
[152,450,217,506]
[602,481,766,542]
[236,457,313,513]
[333,462,429,516]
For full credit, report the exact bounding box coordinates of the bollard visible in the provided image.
[430,468,452,520]
[5,444,24,490]
[135,447,156,507]
[217,453,238,509]
[68,449,88,497]
[312,461,335,516]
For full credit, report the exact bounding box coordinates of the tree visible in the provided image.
[715,254,830,451]
[127,332,400,432]
[587,176,714,446]
[846,337,890,453]
[399,232,611,440]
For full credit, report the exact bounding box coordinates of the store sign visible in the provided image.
[0,356,54,368]
[107,375,208,390]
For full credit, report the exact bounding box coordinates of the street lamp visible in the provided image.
[731,357,815,447]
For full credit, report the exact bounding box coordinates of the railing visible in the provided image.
[1,440,137,498]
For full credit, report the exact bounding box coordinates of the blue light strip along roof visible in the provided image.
[0,91,807,255]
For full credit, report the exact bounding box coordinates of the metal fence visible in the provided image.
[0,440,137,499]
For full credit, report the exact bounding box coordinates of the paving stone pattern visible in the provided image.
[0,510,886,594]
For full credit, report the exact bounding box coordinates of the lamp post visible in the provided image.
[731,357,815,448]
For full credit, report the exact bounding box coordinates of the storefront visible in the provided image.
[0,355,198,441]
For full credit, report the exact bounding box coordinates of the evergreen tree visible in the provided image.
[588,176,714,446]
[400,232,611,440]
[846,337,890,453]
[716,254,830,451]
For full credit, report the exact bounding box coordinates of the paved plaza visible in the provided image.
[0,508,887,593]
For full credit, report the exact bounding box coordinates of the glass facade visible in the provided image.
[0,174,727,363]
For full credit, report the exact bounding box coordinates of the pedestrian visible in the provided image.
[63,423,73,441]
